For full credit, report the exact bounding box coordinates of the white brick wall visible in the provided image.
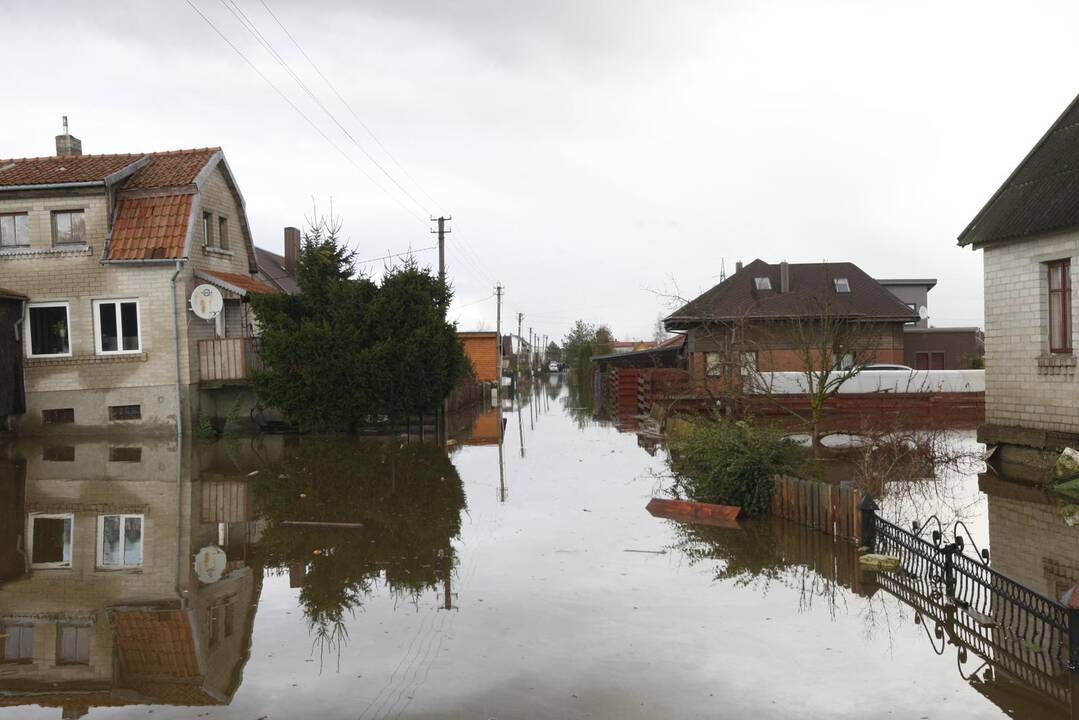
[982,229,1079,433]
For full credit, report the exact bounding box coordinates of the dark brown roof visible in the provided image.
[666,259,917,325]
[959,92,1079,247]
[109,193,193,260]
[0,287,27,300]
[254,246,300,294]
[198,269,280,296]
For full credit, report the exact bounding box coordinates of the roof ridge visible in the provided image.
[0,151,143,164]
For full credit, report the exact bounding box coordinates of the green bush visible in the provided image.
[667,419,807,516]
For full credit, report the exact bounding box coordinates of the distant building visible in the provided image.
[877,278,936,328]
[0,125,277,434]
[959,92,1079,477]
[254,226,301,295]
[458,330,500,382]
[610,340,658,355]
[664,259,916,381]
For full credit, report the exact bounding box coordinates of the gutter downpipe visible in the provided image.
[171,260,188,608]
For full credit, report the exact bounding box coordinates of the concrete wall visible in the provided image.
[982,230,1079,435]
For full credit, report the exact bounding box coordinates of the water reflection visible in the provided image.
[251,438,465,656]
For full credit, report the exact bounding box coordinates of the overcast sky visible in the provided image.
[4,0,1078,343]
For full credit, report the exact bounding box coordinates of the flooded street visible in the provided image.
[1,378,1075,719]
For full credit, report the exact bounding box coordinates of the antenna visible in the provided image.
[719,258,726,282]
[62,115,69,134]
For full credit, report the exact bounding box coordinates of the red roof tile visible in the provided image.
[108,194,193,260]
[126,148,221,189]
[0,153,142,186]
[113,609,201,679]
[200,269,280,295]
[0,147,220,189]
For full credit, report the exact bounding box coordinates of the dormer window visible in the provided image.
[754,277,772,291]
[833,278,851,293]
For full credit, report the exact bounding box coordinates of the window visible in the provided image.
[94,299,140,354]
[704,352,723,377]
[202,212,213,247]
[1,625,34,663]
[833,278,851,293]
[740,351,758,374]
[108,446,142,463]
[42,446,75,462]
[108,404,142,421]
[26,302,71,357]
[97,514,143,568]
[1049,259,1072,354]
[51,210,86,245]
[836,352,855,370]
[754,277,772,291]
[57,625,90,665]
[915,351,945,370]
[0,212,29,247]
[28,513,73,568]
[42,408,74,424]
[218,216,229,250]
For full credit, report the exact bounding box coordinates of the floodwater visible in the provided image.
[1,377,1077,719]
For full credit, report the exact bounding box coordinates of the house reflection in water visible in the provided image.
[0,436,269,717]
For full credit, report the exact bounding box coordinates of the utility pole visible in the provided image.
[495,284,503,403]
[517,312,524,374]
[431,216,451,280]
[529,327,534,374]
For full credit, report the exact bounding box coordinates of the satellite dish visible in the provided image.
[190,284,223,320]
[918,305,929,320]
[194,544,227,584]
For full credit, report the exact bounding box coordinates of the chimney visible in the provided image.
[283,226,300,276]
[780,261,790,293]
[55,115,82,157]
[735,260,743,273]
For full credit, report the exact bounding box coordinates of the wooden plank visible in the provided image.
[646,498,743,528]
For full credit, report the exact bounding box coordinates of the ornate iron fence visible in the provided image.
[863,497,1079,671]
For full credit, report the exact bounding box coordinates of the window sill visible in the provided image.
[25,352,147,369]
[203,246,234,258]
[1037,353,1076,375]
[0,245,92,259]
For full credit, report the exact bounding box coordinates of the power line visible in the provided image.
[454,293,495,309]
[185,0,427,225]
[257,0,444,214]
[353,245,438,267]
[219,0,432,217]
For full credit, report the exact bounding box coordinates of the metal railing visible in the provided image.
[862,496,1079,670]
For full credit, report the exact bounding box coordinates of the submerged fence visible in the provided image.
[771,475,1079,671]
[770,476,863,542]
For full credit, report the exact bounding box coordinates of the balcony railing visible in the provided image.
[198,337,261,383]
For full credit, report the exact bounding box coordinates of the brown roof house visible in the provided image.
[664,259,916,385]
[959,92,1079,478]
[0,122,278,434]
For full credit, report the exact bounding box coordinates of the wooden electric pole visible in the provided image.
[495,284,503,401]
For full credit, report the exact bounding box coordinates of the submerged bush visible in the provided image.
[668,418,807,516]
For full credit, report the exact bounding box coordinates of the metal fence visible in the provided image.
[865,503,1079,671]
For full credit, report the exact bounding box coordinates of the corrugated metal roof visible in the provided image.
[959,92,1079,247]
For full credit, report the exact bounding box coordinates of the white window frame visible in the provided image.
[754,277,772,291]
[25,301,72,358]
[96,514,145,569]
[92,298,141,355]
[833,278,851,293]
[27,513,74,569]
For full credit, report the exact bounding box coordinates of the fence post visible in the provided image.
[859,494,878,551]
[1070,606,1079,671]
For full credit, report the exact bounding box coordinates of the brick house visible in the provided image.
[959,93,1079,477]
[664,259,917,384]
[0,127,277,434]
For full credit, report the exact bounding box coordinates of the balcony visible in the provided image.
[198,337,261,384]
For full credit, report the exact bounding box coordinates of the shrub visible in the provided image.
[667,418,807,516]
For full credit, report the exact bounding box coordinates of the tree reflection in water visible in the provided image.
[252,437,466,666]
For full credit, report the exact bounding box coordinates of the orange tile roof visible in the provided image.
[126,148,220,189]
[113,610,201,679]
[200,269,280,295]
[0,148,220,188]
[108,194,193,260]
[0,153,142,186]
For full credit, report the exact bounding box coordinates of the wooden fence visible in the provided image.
[771,475,863,542]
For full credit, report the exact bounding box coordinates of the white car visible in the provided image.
[548,361,560,372]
